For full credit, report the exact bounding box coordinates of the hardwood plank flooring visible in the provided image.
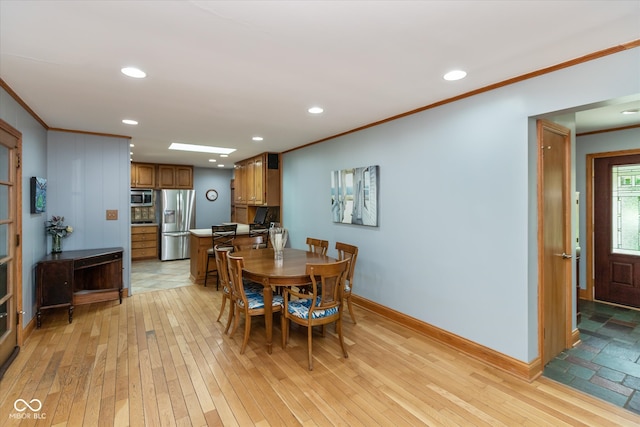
[2,283,640,426]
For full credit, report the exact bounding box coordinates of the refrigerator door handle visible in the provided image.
[163,232,185,237]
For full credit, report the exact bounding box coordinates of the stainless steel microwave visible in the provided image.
[131,189,153,207]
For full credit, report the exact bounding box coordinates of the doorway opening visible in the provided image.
[587,150,640,308]
[537,119,573,366]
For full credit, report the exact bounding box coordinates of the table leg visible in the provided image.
[263,278,273,354]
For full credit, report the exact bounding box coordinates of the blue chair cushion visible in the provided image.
[243,280,264,294]
[287,297,338,319]
[226,284,261,297]
[238,293,283,310]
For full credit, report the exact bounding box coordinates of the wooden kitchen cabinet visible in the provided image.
[230,179,236,222]
[157,164,193,189]
[232,152,281,224]
[131,162,156,188]
[131,225,158,260]
[234,161,247,204]
[234,153,279,206]
[132,163,193,189]
[235,205,249,224]
[246,155,264,205]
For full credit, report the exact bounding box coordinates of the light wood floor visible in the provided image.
[3,284,640,426]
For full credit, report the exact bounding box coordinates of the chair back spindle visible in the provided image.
[306,237,328,255]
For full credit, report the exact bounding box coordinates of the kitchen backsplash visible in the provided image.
[132,206,155,223]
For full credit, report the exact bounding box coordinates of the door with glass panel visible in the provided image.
[0,121,20,375]
[594,155,640,308]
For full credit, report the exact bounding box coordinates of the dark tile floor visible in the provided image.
[544,300,640,414]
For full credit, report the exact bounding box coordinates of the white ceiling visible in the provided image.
[1,1,639,169]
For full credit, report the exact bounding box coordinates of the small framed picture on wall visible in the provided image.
[30,176,47,214]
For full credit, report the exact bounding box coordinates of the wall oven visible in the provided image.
[131,189,153,207]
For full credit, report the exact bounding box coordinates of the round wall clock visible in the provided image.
[205,189,218,201]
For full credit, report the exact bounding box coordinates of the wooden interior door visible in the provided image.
[594,154,640,308]
[538,120,572,366]
[0,119,21,378]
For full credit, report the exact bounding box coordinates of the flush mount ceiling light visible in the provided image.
[443,70,467,81]
[168,142,236,155]
[308,106,324,114]
[121,67,146,78]
[252,136,264,141]
[122,119,138,125]
[621,109,640,115]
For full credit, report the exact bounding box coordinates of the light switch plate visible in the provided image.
[106,209,118,220]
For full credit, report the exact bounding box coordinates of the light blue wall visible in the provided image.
[1,91,132,327]
[282,48,640,363]
[46,130,131,291]
[193,166,233,228]
[0,86,48,326]
[575,127,640,290]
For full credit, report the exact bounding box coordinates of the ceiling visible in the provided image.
[1,1,639,169]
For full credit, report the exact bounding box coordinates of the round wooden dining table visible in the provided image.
[233,247,336,353]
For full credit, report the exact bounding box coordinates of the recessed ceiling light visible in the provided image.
[121,67,146,78]
[130,152,133,155]
[621,109,639,115]
[220,154,229,158]
[443,70,467,81]
[209,159,217,162]
[308,106,324,114]
[122,119,138,125]
[252,136,264,141]
[217,164,225,168]
[130,143,135,147]
[168,142,236,155]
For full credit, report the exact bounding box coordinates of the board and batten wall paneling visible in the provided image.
[47,130,131,291]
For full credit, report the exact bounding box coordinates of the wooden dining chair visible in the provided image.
[335,242,359,323]
[205,224,237,289]
[249,223,270,246]
[281,258,350,370]
[233,234,267,252]
[216,246,263,333]
[227,254,283,354]
[214,245,235,333]
[306,237,328,255]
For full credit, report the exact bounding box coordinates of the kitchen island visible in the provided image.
[189,224,250,284]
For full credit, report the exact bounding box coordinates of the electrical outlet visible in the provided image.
[106,209,118,220]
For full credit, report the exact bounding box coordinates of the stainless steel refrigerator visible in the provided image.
[160,189,196,261]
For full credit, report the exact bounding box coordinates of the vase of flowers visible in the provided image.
[45,215,73,253]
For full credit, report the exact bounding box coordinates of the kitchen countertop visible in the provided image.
[131,223,158,227]
[189,223,250,236]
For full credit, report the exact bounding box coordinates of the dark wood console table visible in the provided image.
[36,247,124,328]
